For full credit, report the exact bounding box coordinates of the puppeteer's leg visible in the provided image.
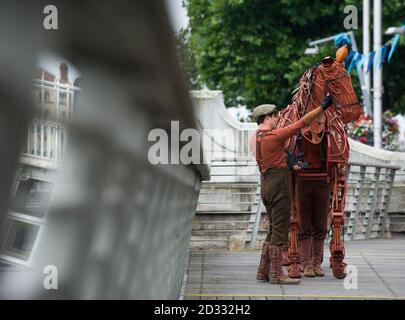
[282,244,290,266]
[329,169,347,279]
[256,201,271,281]
[311,179,329,277]
[297,178,315,277]
[287,175,302,279]
[267,169,300,285]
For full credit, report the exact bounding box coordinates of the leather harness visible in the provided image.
[256,130,272,175]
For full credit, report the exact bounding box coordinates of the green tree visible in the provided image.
[175,28,201,90]
[185,0,405,113]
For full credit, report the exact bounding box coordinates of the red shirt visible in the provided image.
[301,138,323,169]
[253,119,306,172]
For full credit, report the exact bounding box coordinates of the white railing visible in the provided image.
[20,79,80,162]
[21,120,67,162]
[32,78,80,119]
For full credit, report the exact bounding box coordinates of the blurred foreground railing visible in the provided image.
[0,0,210,300]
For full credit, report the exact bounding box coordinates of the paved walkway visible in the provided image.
[183,239,405,300]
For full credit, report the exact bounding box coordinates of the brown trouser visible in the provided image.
[261,168,291,246]
[297,178,329,241]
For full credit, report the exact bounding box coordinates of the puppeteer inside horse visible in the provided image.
[249,45,362,284]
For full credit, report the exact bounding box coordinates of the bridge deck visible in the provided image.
[183,238,405,300]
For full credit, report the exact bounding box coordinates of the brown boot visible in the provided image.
[282,245,290,266]
[312,239,325,277]
[300,239,315,277]
[268,245,300,285]
[256,242,270,281]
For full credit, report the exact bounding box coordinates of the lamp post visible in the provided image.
[385,26,405,35]
[363,0,371,110]
[373,0,382,149]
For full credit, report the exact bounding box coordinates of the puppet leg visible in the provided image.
[329,168,347,279]
[287,175,301,278]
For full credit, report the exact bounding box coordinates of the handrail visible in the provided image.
[348,161,401,170]
[344,162,399,240]
[246,183,262,249]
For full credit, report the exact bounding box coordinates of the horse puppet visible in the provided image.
[276,55,362,279]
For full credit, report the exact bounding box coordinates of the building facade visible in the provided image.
[0,64,80,267]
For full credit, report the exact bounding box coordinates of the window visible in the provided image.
[50,126,55,159]
[60,92,67,105]
[30,124,35,154]
[11,179,54,218]
[36,123,41,156]
[0,177,53,264]
[44,91,50,103]
[1,219,40,261]
[43,110,50,121]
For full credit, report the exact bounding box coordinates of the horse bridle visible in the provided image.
[323,70,359,109]
[286,67,317,171]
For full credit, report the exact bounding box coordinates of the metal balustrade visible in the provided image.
[194,156,401,249]
[389,171,405,234]
[21,120,67,161]
[345,162,400,240]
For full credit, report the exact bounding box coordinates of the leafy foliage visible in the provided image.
[183,0,405,113]
[174,28,201,90]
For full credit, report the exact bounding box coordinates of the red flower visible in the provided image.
[359,137,367,144]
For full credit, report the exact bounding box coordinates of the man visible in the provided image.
[249,96,332,285]
[297,139,329,278]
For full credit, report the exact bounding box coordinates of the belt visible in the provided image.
[262,167,289,176]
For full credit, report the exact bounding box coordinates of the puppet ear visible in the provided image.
[321,56,334,67]
[336,44,349,63]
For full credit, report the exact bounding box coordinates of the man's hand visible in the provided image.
[321,95,333,110]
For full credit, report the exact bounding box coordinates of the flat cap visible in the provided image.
[252,104,277,120]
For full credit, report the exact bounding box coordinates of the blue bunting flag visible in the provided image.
[388,34,400,63]
[366,51,375,74]
[374,46,383,69]
[347,51,359,73]
[356,54,365,75]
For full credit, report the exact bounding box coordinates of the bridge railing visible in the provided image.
[344,162,400,240]
[196,154,401,246]
[388,170,405,234]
